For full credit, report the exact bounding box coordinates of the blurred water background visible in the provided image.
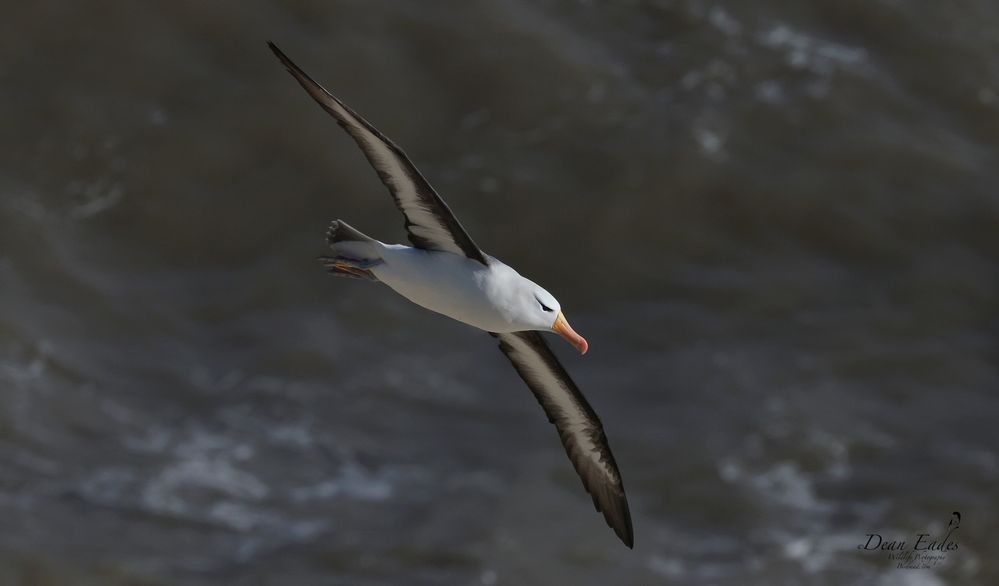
[1,1,997,584]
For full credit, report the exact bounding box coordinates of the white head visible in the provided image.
[504,277,589,354]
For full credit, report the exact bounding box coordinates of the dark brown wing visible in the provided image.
[492,331,633,547]
[268,42,488,265]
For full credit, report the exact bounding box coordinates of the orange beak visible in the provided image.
[552,311,588,354]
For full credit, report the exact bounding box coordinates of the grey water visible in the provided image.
[1,1,997,584]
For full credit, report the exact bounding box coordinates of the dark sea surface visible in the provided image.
[1,1,997,584]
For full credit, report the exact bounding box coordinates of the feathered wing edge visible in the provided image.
[268,42,488,265]
[491,331,634,548]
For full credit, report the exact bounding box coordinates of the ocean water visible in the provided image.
[1,1,997,584]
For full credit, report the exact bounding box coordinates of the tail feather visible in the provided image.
[321,220,382,282]
[327,220,375,245]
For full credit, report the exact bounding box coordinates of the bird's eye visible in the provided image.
[539,302,553,313]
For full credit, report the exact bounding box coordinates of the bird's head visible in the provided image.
[510,281,588,354]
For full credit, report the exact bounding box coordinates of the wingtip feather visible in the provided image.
[268,42,294,71]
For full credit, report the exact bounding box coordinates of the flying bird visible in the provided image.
[269,42,633,548]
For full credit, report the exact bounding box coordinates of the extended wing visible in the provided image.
[269,42,488,265]
[492,331,633,547]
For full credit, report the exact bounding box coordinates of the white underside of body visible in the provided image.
[366,243,534,333]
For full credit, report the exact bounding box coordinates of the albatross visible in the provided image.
[269,42,633,548]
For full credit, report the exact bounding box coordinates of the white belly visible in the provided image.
[370,245,520,332]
